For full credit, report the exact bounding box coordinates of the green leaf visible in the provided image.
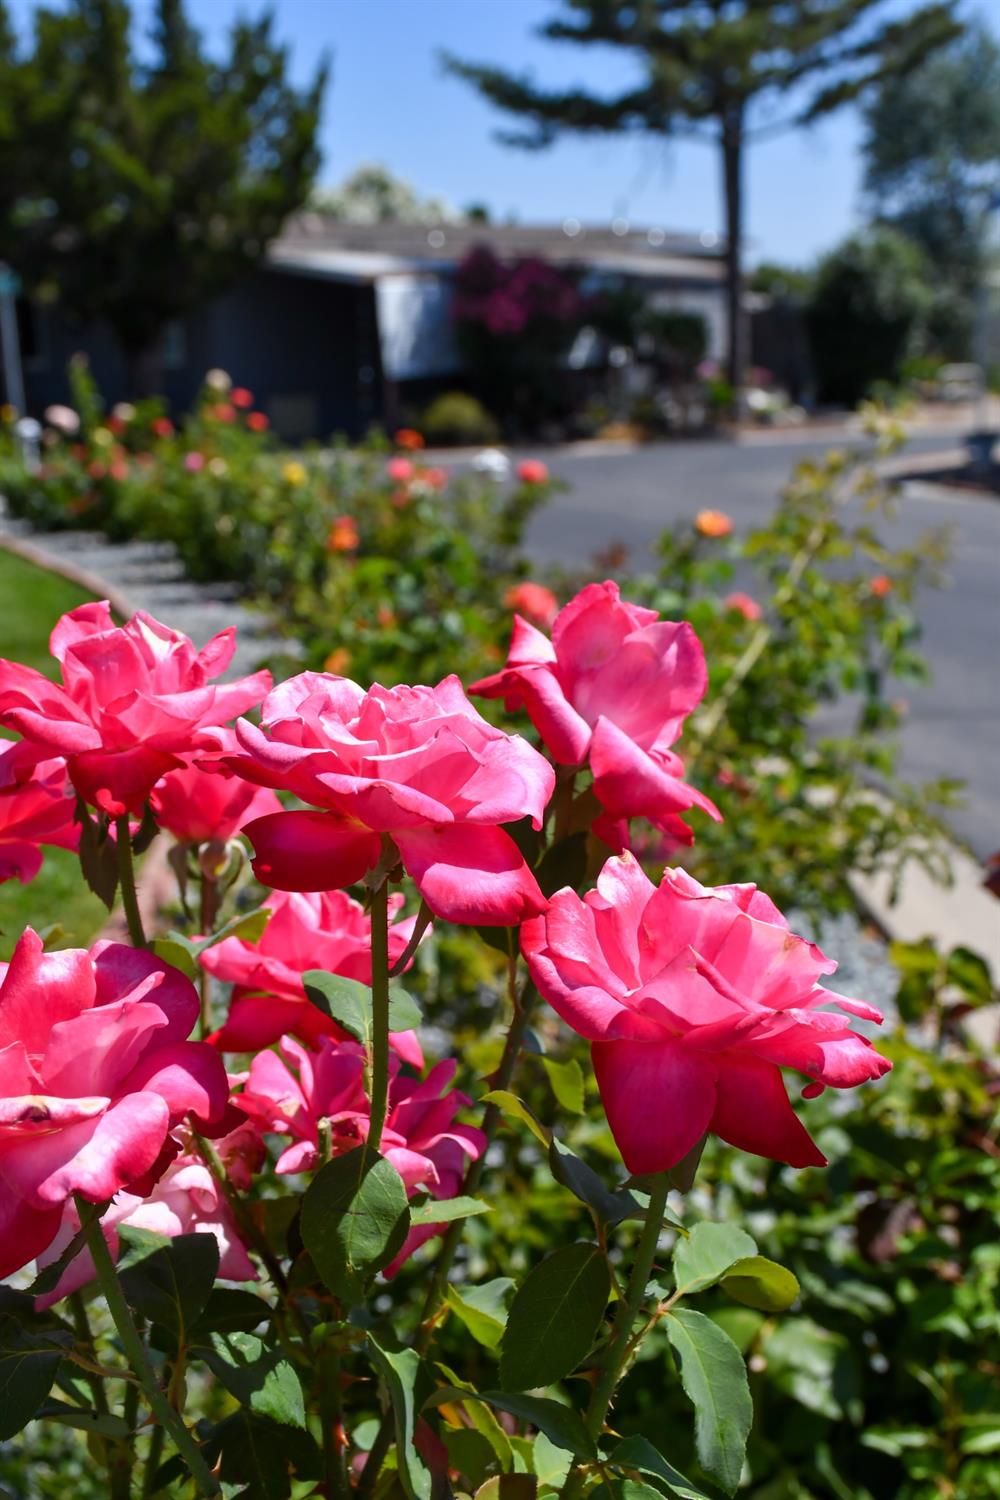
[476,1477,537,1500]
[665,1308,752,1495]
[303,969,422,1044]
[860,1427,933,1457]
[531,1430,573,1488]
[444,1428,497,1487]
[549,1137,649,1228]
[118,1229,219,1344]
[436,1362,514,1469]
[199,1331,305,1428]
[540,1057,585,1115]
[945,946,994,1007]
[207,905,271,949]
[445,1278,515,1350]
[672,1222,757,1297]
[482,1089,551,1148]
[535,831,587,897]
[203,1411,321,1499]
[303,970,373,1042]
[622,1480,666,1500]
[0,1317,72,1440]
[368,1336,432,1500]
[301,1145,410,1303]
[721,1256,800,1312]
[76,803,119,909]
[387,983,423,1032]
[408,1195,491,1228]
[709,1307,765,1354]
[188,1288,272,1338]
[34,1399,130,1439]
[150,934,198,979]
[424,1388,597,1460]
[499,1242,610,1392]
[610,1434,711,1500]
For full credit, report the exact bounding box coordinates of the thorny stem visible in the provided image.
[191,1129,311,1352]
[357,970,537,1500]
[142,1423,165,1497]
[560,1174,671,1500]
[388,898,433,977]
[198,871,220,1038]
[78,1196,220,1497]
[68,1291,110,1414]
[321,1349,349,1500]
[115,816,147,948]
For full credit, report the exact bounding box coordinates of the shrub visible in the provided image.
[807,227,932,406]
[0,364,559,689]
[418,390,499,446]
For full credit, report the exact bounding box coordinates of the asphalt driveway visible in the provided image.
[510,430,1000,861]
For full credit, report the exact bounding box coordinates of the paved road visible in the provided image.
[510,431,1000,861]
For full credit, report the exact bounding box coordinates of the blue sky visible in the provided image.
[9,0,996,265]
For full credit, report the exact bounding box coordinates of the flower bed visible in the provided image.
[0,384,995,1500]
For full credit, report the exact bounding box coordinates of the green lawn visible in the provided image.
[0,549,108,959]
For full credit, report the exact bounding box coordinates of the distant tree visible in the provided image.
[807,227,931,405]
[861,20,1000,356]
[442,0,960,404]
[311,164,456,224]
[750,262,813,303]
[0,0,327,391]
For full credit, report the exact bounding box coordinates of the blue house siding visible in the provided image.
[9,268,384,441]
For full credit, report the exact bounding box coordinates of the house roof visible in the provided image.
[267,214,726,286]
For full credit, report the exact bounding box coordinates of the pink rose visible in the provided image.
[386,457,415,484]
[215,672,554,926]
[723,592,763,622]
[0,741,79,884]
[0,602,271,817]
[0,930,229,1278]
[522,853,891,1175]
[201,887,425,1066]
[35,1122,264,1304]
[150,758,281,846]
[516,459,549,485]
[235,1035,484,1273]
[472,581,719,844]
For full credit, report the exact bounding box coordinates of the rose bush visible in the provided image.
[0,439,967,1500]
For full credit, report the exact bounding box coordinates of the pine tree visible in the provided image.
[0,0,328,391]
[443,0,960,403]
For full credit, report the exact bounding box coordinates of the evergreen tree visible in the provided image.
[0,0,327,390]
[861,19,1000,357]
[443,0,960,403]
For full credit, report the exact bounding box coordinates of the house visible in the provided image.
[3,217,728,440]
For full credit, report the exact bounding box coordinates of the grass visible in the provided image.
[0,548,108,959]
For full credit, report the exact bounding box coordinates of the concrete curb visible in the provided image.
[0,527,137,619]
